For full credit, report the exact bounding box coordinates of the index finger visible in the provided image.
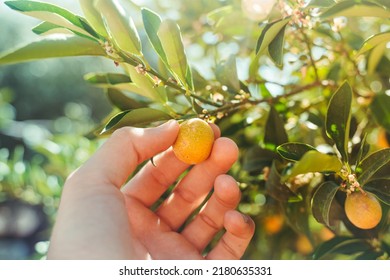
[69,120,179,189]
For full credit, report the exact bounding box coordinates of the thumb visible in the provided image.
[74,120,179,188]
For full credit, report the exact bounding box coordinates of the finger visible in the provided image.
[68,120,179,189]
[122,148,189,206]
[125,196,203,260]
[156,137,239,230]
[206,210,255,260]
[181,175,241,251]
[122,122,221,207]
[209,123,221,139]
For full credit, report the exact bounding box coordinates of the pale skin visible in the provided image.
[47,120,255,260]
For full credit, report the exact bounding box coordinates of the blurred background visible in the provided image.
[0,0,254,259]
[1,0,389,260]
[0,0,114,259]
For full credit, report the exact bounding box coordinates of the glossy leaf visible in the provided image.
[185,64,195,91]
[283,187,313,241]
[126,65,167,102]
[367,43,387,74]
[106,88,146,111]
[207,5,233,25]
[101,108,172,134]
[95,0,141,56]
[214,10,253,37]
[354,134,370,167]
[85,73,131,85]
[264,106,288,150]
[215,55,240,91]
[325,81,352,162]
[0,35,106,65]
[371,94,390,132]
[283,151,342,181]
[276,142,316,162]
[266,161,300,202]
[31,21,99,41]
[265,161,301,202]
[355,250,384,260]
[363,179,390,205]
[311,181,340,227]
[307,0,335,7]
[84,72,148,97]
[268,24,286,67]
[356,148,390,186]
[5,0,95,38]
[356,32,390,56]
[313,236,371,259]
[79,0,108,38]
[242,146,278,173]
[32,21,74,36]
[158,20,188,88]
[142,8,168,64]
[249,17,290,77]
[320,0,390,19]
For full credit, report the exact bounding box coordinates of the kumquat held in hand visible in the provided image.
[172,118,214,165]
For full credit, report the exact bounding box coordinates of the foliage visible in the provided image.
[0,0,389,259]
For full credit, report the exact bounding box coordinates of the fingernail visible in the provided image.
[241,213,251,224]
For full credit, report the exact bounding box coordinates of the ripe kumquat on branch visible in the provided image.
[344,191,382,230]
[172,118,214,165]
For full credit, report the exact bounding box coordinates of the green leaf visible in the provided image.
[207,5,233,25]
[264,106,288,150]
[363,179,390,205]
[215,55,240,91]
[32,21,68,35]
[142,8,168,64]
[106,88,146,111]
[311,181,340,227]
[79,0,108,38]
[185,64,195,91]
[268,24,286,67]
[101,108,172,134]
[356,148,390,186]
[313,236,371,259]
[242,146,277,173]
[95,0,141,56]
[249,17,290,78]
[266,161,300,202]
[355,250,384,260]
[356,32,390,56]
[32,21,98,41]
[0,35,106,65]
[320,0,390,19]
[283,151,342,181]
[85,72,131,85]
[325,81,352,162]
[126,65,167,102]
[283,187,313,242]
[326,61,341,81]
[355,133,370,167]
[367,42,387,74]
[5,0,95,38]
[307,0,335,7]
[371,94,390,132]
[214,11,253,37]
[157,20,188,88]
[85,70,163,101]
[276,142,317,162]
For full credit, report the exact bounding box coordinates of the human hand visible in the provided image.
[47,120,254,259]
